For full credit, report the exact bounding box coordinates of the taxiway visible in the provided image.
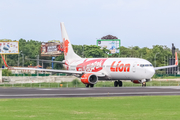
[0,87,180,98]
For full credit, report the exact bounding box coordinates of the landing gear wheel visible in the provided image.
[142,82,146,87]
[114,81,118,87]
[90,84,94,88]
[118,80,123,87]
[85,84,89,88]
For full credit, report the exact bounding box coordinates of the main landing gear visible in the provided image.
[85,84,94,88]
[114,80,123,87]
[142,82,146,87]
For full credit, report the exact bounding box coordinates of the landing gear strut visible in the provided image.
[114,80,123,87]
[90,84,94,88]
[85,84,89,88]
[85,84,94,88]
[142,82,146,87]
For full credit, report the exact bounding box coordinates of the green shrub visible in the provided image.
[152,74,158,79]
[2,69,13,76]
[71,79,80,86]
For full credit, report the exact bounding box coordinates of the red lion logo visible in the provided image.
[63,38,69,56]
[76,58,107,72]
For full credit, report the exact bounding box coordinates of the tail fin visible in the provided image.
[175,52,178,66]
[60,22,81,61]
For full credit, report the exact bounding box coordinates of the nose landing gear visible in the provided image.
[142,82,146,87]
[114,80,123,87]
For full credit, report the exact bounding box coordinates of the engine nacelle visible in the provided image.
[131,80,142,84]
[81,73,98,84]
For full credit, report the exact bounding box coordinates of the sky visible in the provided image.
[0,0,180,49]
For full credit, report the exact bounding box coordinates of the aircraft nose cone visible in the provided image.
[146,68,155,78]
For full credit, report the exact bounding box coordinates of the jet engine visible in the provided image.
[81,73,98,84]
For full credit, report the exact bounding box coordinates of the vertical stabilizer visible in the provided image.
[60,22,81,61]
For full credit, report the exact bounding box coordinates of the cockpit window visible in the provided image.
[140,64,144,67]
[140,64,153,67]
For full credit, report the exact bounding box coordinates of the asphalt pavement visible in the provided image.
[0,86,180,98]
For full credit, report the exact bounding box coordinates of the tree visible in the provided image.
[83,45,109,58]
[54,54,64,69]
[1,38,179,71]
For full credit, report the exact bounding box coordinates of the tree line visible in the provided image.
[1,39,180,70]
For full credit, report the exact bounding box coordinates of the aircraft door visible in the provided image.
[132,62,136,73]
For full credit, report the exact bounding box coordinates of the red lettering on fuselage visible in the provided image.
[110,61,116,72]
[116,61,121,72]
[110,61,130,72]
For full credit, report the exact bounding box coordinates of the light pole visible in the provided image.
[21,52,24,67]
[37,55,39,76]
[18,53,19,67]
[20,52,24,76]
[154,52,159,67]
[37,55,39,68]
[18,51,22,67]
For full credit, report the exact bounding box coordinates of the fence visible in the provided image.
[0,81,180,88]
[155,74,180,77]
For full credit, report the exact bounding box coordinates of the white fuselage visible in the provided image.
[64,58,155,81]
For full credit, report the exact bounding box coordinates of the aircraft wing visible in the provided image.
[10,67,106,76]
[154,52,178,70]
[1,54,106,77]
[154,65,178,70]
[10,67,83,74]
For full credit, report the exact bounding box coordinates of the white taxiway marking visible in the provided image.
[1,91,180,97]
[38,88,92,90]
[148,86,180,89]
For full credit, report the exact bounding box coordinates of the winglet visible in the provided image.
[1,54,8,67]
[175,52,178,66]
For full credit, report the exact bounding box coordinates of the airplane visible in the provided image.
[1,22,179,88]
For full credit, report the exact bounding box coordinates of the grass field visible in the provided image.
[0,96,180,120]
